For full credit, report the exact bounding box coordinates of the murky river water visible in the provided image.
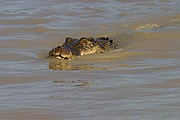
[0,0,180,120]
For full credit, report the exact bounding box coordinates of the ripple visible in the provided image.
[0,18,49,25]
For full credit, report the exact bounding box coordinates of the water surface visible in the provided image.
[0,0,180,120]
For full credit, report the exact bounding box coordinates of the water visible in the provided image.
[0,0,180,120]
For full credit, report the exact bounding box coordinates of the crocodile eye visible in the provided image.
[66,37,72,42]
[89,37,94,41]
[106,37,109,40]
[80,37,86,40]
[102,37,105,40]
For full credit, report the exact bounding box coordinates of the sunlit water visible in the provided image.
[0,0,180,120]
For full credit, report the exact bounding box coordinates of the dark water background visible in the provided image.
[0,0,180,120]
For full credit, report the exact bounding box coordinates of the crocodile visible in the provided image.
[49,37,116,60]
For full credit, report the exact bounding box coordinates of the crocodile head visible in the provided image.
[49,37,116,60]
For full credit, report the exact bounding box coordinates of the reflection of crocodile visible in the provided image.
[49,60,97,70]
[49,37,117,60]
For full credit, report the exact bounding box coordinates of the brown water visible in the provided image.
[0,0,180,120]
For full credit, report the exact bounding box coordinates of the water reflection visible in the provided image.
[49,59,100,70]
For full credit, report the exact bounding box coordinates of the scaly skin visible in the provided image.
[49,37,116,60]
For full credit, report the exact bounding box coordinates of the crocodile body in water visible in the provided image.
[49,37,117,60]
